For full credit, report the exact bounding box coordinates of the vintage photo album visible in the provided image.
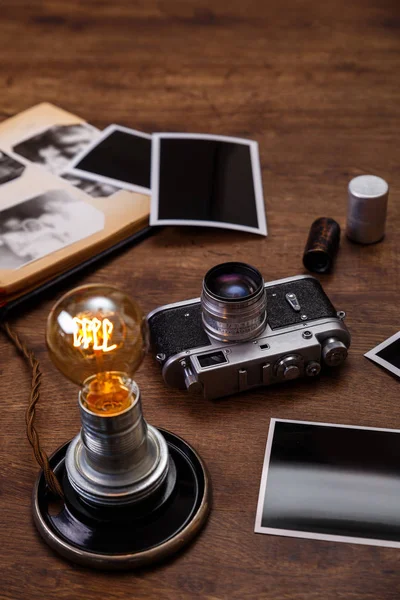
[0,103,267,311]
[0,104,150,308]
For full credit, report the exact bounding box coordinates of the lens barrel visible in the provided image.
[201,262,267,343]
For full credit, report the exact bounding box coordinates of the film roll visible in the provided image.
[303,217,341,274]
[346,175,389,244]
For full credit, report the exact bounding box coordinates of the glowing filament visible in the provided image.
[73,317,117,353]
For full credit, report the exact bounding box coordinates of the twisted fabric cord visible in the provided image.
[2,322,64,498]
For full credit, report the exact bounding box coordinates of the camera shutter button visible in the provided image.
[283,364,301,380]
[275,354,303,380]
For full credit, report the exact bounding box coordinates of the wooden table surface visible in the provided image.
[1,1,400,598]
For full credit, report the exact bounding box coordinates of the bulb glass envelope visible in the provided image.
[46,284,147,386]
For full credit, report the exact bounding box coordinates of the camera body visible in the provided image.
[147,273,350,400]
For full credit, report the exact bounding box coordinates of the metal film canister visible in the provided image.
[346,175,389,244]
[303,217,341,274]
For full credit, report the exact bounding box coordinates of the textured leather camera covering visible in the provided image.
[149,304,211,362]
[266,278,337,329]
[149,277,338,362]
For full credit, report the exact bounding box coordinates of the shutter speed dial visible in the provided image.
[283,365,301,380]
[275,354,304,380]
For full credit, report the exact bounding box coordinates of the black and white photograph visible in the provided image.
[365,331,400,378]
[0,189,104,269]
[12,123,99,175]
[255,419,400,549]
[150,133,267,235]
[0,150,26,185]
[68,124,152,194]
[61,173,122,198]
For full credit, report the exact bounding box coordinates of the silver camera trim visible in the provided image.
[162,317,349,397]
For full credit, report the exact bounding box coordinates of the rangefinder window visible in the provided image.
[198,351,227,368]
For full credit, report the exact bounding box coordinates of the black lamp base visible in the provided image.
[33,429,211,569]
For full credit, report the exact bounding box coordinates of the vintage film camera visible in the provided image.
[147,262,350,400]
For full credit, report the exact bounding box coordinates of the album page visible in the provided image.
[0,104,149,300]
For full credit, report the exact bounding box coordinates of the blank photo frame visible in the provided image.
[150,133,267,235]
[255,418,400,549]
[365,331,400,378]
[68,125,152,195]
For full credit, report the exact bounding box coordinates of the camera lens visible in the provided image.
[201,262,267,342]
[206,271,259,300]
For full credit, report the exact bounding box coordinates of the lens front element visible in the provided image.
[207,274,259,301]
[201,262,267,342]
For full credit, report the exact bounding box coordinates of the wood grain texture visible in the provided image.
[1,1,400,598]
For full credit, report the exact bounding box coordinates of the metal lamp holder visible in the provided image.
[33,382,211,569]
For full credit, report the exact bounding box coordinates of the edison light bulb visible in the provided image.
[36,286,210,568]
[46,284,147,416]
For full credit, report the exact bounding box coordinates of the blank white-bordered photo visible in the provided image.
[365,331,400,378]
[255,418,400,549]
[150,133,267,236]
[67,124,152,195]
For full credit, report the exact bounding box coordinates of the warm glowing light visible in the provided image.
[72,316,117,353]
[81,373,133,415]
[46,285,148,396]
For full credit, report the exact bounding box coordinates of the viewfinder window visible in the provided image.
[198,351,227,368]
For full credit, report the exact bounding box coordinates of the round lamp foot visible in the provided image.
[33,429,211,570]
